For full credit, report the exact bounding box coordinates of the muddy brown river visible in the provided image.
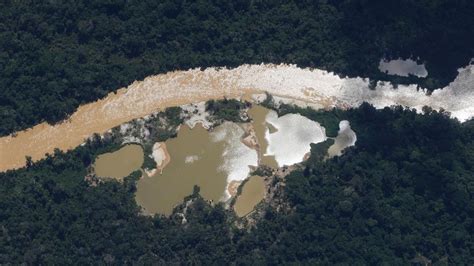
[2,64,470,172]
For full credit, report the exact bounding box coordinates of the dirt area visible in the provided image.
[227,180,243,197]
[240,123,259,151]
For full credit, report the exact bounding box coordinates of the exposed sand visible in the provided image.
[149,142,171,175]
[1,63,473,171]
[227,180,243,197]
[184,155,199,164]
[240,123,259,151]
[181,102,213,129]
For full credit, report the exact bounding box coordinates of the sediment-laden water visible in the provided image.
[94,144,144,180]
[248,105,279,168]
[135,122,258,215]
[90,104,356,216]
[234,175,266,217]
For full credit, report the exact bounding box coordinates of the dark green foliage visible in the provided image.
[1,105,473,264]
[0,137,233,264]
[141,145,157,170]
[164,107,184,128]
[308,139,334,162]
[247,104,474,264]
[206,99,248,123]
[1,0,473,136]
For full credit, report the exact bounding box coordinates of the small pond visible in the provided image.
[94,144,144,180]
[234,175,266,217]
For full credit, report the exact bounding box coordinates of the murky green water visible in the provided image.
[94,144,144,180]
[234,175,266,217]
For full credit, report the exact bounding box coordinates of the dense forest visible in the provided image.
[1,1,473,264]
[1,104,472,264]
[1,0,473,135]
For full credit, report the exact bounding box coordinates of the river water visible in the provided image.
[1,64,473,172]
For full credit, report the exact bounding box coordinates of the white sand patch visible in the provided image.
[181,102,213,129]
[379,58,428,77]
[184,155,199,164]
[145,142,171,175]
[265,110,327,166]
[119,123,131,134]
[327,121,357,157]
[251,93,268,103]
[272,95,326,110]
[151,142,166,167]
[210,122,258,184]
[122,136,142,144]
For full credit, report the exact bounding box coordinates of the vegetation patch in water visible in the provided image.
[206,99,250,123]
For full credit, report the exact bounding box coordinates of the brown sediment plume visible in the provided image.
[94,143,144,181]
[0,68,259,172]
[247,105,280,168]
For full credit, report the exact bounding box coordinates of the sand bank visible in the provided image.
[145,142,171,176]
